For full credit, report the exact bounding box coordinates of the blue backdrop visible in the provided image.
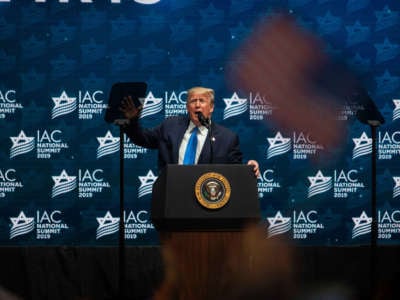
[0,0,399,246]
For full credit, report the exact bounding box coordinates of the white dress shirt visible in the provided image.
[178,121,209,164]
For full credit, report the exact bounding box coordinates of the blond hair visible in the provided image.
[187,86,215,104]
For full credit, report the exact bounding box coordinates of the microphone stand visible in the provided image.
[353,87,384,300]
[207,122,213,164]
[114,118,129,300]
[368,120,380,300]
[196,112,213,163]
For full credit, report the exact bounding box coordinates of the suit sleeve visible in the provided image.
[227,133,243,164]
[123,118,161,149]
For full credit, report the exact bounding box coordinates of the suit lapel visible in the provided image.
[171,117,189,164]
[198,123,216,164]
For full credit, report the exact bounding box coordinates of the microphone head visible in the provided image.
[196,111,210,127]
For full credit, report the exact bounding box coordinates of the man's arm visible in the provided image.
[120,96,160,149]
[228,135,260,177]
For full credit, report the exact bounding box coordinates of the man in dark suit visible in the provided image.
[120,86,259,176]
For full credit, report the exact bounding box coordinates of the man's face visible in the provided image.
[186,92,214,126]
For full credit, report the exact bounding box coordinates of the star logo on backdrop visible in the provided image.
[394,177,400,187]
[97,131,119,147]
[10,131,34,147]
[52,170,76,187]
[140,91,162,107]
[308,171,331,187]
[353,132,372,148]
[394,177,400,198]
[393,99,400,121]
[267,132,291,147]
[267,211,291,226]
[96,211,119,228]
[52,91,76,108]
[266,132,291,159]
[223,92,247,109]
[10,212,34,229]
[352,211,372,228]
[139,170,158,188]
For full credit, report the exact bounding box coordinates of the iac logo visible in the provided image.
[378,130,400,160]
[124,210,155,240]
[223,92,248,120]
[333,169,365,199]
[123,134,148,159]
[377,210,400,240]
[292,210,324,240]
[307,169,365,199]
[139,92,163,118]
[266,132,291,159]
[352,132,372,159]
[394,177,400,198]
[52,170,77,198]
[138,170,158,198]
[10,130,69,159]
[10,210,68,240]
[9,131,35,158]
[164,90,187,117]
[292,132,323,160]
[96,211,119,239]
[78,169,111,198]
[393,99,400,121]
[51,90,106,120]
[257,169,281,197]
[266,211,291,238]
[36,129,69,159]
[307,170,332,198]
[9,211,35,239]
[95,210,155,240]
[35,210,69,240]
[352,211,371,239]
[248,92,274,120]
[0,89,23,119]
[0,169,23,198]
[97,131,120,158]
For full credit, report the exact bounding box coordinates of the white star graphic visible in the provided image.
[139,170,158,188]
[394,177,400,187]
[268,132,291,147]
[97,131,119,147]
[97,211,119,228]
[353,132,372,148]
[52,170,76,187]
[10,212,34,229]
[352,211,372,228]
[267,211,291,226]
[52,91,76,108]
[223,92,247,109]
[10,131,34,147]
[308,171,331,187]
[140,91,163,107]
[393,99,400,109]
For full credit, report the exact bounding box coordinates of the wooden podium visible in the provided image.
[151,164,260,300]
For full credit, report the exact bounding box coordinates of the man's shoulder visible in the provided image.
[162,115,188,126]
[213,122,237,136]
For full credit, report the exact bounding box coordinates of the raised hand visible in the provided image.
[119,96,143,120]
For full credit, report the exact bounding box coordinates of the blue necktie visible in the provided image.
[183,127,198,165]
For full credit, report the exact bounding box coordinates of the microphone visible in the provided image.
[195,112,210,128]
[195,111,213,163]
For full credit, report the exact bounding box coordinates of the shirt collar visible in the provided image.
[188,120,209,135]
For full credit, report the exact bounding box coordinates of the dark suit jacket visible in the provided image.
[124,116,243,171]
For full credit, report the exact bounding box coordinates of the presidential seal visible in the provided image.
[195,172,231,209]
